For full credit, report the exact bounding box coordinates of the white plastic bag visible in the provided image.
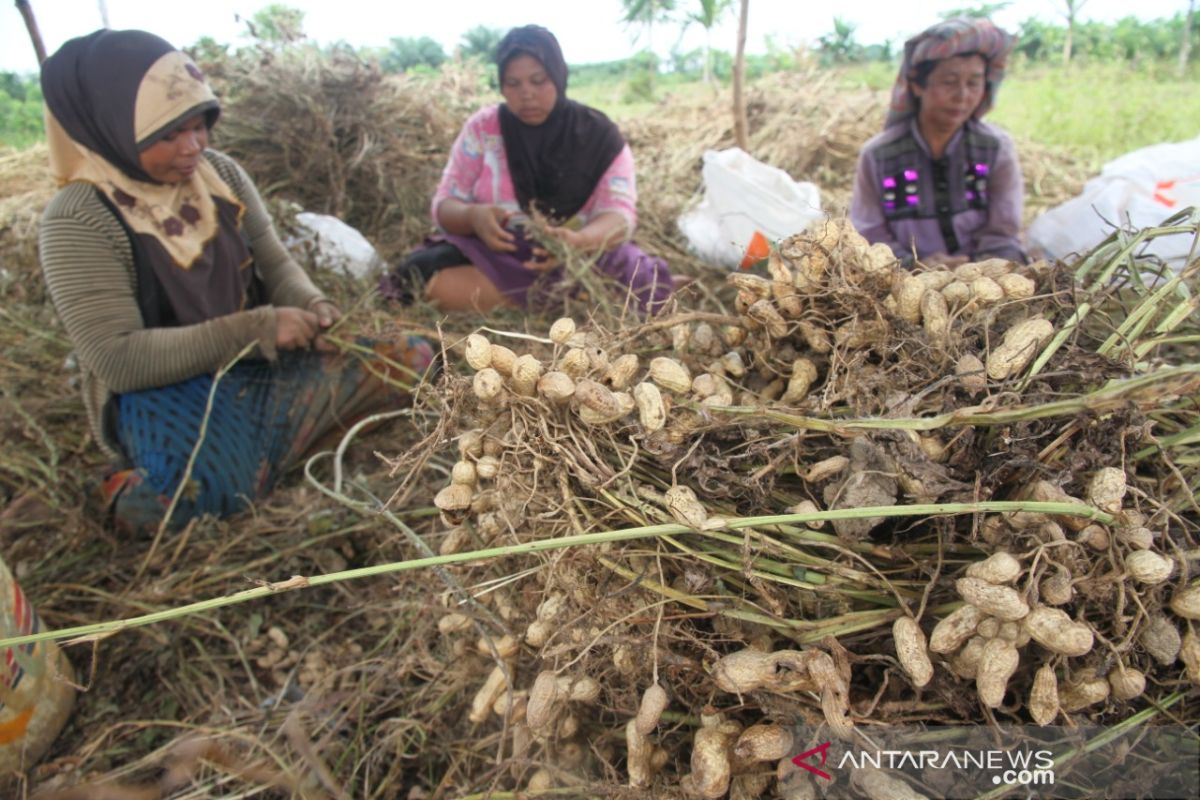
[1028,136,1200,268]
[286,212,386,279]
[677,148,824,269]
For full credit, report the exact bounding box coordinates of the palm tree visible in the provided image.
[621,0,677,55]
[460,25,504,61]
[687,0,733,84]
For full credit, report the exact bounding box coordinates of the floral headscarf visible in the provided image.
[886,18,1017,129]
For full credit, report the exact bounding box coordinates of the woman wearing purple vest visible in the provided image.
[850,18,1026,266]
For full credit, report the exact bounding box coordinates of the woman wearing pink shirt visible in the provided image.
[380,25,672,314]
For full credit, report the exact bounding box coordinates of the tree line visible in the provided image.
[1,2,1195,148]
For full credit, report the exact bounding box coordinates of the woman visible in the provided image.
[38,29,433,535]
[850,18,1026,265]
[379,25,673,314]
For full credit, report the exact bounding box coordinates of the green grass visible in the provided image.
[831,60,1200,171]
[572,60,1200,175]
[988,62,1200,168]
[570,71,722,120]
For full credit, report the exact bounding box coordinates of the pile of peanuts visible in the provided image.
[892,466,1200,722]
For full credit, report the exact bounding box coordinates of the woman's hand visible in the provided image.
[523,225,588,271]
[275,307,337,352]
[524,246,559,272]
[311,300,342,329]
[468,205,517,253]
[532,213,627,268]
[543,225,588,249]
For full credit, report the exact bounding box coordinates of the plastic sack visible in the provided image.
[286,212,386,279]
[678,148,824,269]
[1028,136,1200,268]
[0,555,74,774]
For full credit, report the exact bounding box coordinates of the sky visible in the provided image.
[1,0,1190,74]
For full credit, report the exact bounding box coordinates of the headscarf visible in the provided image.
[495,25,625,222]
[886,17,1017,129]
[41,29,251,326]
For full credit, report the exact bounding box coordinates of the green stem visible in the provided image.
[1100,276,1199,359]
[1134,424,1200,460]
[0,501,1113,649]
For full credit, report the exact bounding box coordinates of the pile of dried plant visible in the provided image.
[0,143,56,305]
[199,44,490,264]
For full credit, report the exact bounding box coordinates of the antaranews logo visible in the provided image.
[791,741,1056,788]
[790,741,833,780]
[787,725,1197,799]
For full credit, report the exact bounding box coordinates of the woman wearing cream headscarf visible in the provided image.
[39,29,433,535]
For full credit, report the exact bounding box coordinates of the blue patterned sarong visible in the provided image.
[103,336,433,534]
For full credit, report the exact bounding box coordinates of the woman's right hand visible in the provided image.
[275,307,324,351]
[468,204,517,253]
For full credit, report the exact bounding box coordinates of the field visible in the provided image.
[0,50,1198,799]
[572,60,1200,170]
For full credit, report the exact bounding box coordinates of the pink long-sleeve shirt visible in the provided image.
[431,105,638,233]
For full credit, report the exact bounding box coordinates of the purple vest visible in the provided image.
[868,125,1001,255]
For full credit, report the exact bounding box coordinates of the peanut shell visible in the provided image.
[1022,606,1094,657]
[633,381,667,432]
[649,357,692,393]
[635,683,669,736]
[986,318,1054,380]
[1169,581,1200,620]
[733,724,794,763]
[976,638,1019,708]
[930,604,984,653]
[1029,664,1059,725]
[893,617,933,688]
[956,577,1029,620]
[965,551,1022,584]
[464,333,493,370]
[1087,467,1127,513]
[548,317,576,345]
[1126,550,1173,584]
